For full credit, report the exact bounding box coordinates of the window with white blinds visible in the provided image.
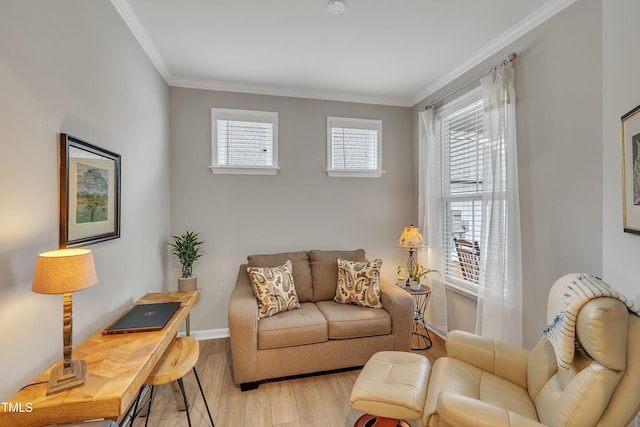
[327,117,383,178]
[210,108,279,175]
[435,88,484,290]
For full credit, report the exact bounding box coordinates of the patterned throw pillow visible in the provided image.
[247,260,300,319]
[334,258,383,308]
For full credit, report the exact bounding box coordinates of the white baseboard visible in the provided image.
[178,328,229,340]
[424,322,447,340]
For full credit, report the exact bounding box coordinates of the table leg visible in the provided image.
[411,293,433,350]
[170,382,188,411]
[169,313,191,410]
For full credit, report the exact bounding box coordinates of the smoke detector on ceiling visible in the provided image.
[326,0,347,15]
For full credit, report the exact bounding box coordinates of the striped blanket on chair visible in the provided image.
[542,273,640,369]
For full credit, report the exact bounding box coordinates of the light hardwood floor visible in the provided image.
[132,331,446,427]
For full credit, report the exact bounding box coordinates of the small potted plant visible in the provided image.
[397,264,436,291]
[168,230,204,291]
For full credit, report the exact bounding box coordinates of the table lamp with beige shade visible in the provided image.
[397,224,426,283]
[31,248,97,395]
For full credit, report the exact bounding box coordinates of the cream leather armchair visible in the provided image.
[423,274,640,427]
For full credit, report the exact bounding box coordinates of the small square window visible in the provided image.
[210,108,279,175]
[327,117,383,178]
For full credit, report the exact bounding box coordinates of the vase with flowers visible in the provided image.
[397,264,436,291]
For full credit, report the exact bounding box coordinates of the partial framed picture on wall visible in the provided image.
[60,134,121,247]
[621,104,640,234]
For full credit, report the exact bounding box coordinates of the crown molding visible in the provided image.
[110,0,411,105]
[112,0,576,107]
[409,0,578,106]
[172,76,414,107]
[110,0,174,84]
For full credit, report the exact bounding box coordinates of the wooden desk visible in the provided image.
[0,291,199,427]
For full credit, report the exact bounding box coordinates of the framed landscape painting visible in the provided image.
[621,104,640,234]
[60,134,121,248]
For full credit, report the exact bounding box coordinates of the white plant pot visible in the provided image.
[178,276,197,291]
[409,279,421,291]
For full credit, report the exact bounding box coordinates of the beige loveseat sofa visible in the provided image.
[228,249,413,390]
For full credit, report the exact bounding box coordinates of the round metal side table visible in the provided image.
[405,284,433,350]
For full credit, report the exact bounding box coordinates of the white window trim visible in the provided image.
[445,278,479,299]
[435,87,484,293]
[326,116,384,178]
[210,108,279,175]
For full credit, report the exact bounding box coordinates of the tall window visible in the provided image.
[211,108,278,175]
[326,117,383,178]
[424,62,520,343]
[435,88,484,290]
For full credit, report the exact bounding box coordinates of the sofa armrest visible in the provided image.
[437,392,546,427]
[446,330,530,389]
[380,278,413,351]
[228,264,259,385]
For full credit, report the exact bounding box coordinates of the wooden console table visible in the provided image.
[0,290,199,427]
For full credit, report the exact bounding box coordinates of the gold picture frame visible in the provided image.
[60,134,121,247]
[621,104,640,234]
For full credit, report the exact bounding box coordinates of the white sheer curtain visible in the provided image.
[474,61,523,346]
[419,108,448,337]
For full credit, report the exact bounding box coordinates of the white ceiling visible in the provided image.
[113,0,575,106]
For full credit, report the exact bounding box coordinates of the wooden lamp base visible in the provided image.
[47,359,86,395]
[46,292,87,395]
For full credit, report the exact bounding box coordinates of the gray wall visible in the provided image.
[414,0,603,347]
[3,0,635,406]
[0,1,170,400]
[169,88,414,333]
[602,1,640,306]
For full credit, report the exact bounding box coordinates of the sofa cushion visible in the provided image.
[316,300,391,339]
[247,260,300,319]
[334,258,383,308]
[309,249,367,301]
[258,302,328,349]
[248,250,313,302]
